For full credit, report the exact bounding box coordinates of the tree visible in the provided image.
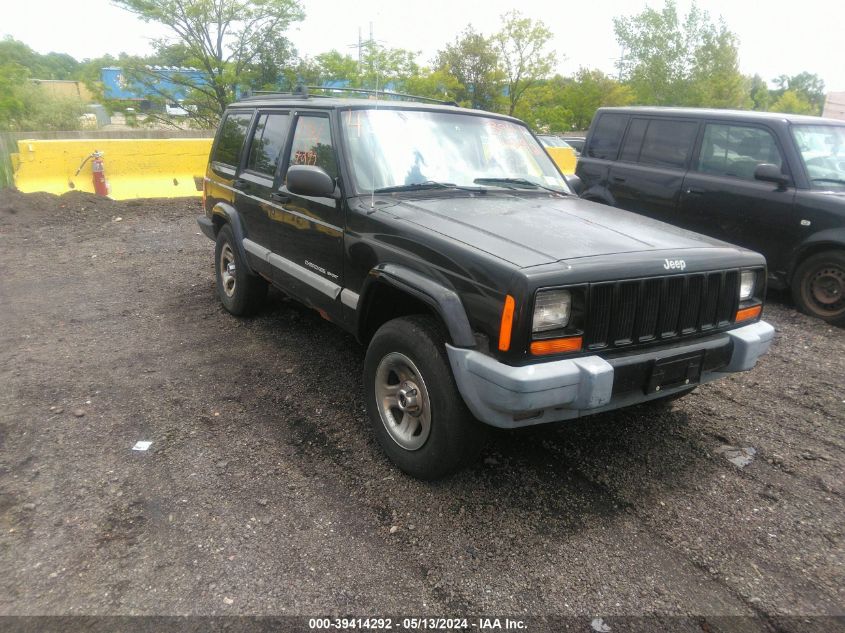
[749,74,770,111]
[689,22,750,108]
[0,37,80,79]
[113,0,305,120]
[613,0,747,108]
[434,26,503,110]
[494,11,557,116]
[559,68,635,130]
[773,72,825,115]
[769,90,815,115]
[404,67,464,103]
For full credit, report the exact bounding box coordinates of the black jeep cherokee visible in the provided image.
[198,91,774,479]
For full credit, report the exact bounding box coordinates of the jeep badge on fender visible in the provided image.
[197,86,774,480]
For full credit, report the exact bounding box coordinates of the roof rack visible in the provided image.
[240,84,457,106]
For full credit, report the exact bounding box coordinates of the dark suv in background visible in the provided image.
[576,107,845,325]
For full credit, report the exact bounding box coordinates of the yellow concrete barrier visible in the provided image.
[544,146,577,175]
[13,138,212,200]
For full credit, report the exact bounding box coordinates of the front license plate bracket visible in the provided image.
[646,350,704,394]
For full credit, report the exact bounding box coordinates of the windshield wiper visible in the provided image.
[811,178,845,185]
[473,177,567,194]
[373,180,480,194]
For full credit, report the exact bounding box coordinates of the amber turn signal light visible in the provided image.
[735,305,762,322]
[530,336,583,356]
[498,295,516,352]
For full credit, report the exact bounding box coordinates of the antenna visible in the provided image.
[370,28,379,210]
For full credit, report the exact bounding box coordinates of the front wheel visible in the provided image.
[791,250,845,325]
[214,224,267,316]
[363,315,486,480]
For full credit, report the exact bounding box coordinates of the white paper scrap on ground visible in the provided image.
[132,441,153,451]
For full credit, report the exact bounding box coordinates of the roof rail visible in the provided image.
[307,85,457,106]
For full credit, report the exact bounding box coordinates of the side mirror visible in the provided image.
[286,165,336,198]
[565,174,584,196]
[754,163,788,187]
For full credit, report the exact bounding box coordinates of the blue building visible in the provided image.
[101,66,206,103]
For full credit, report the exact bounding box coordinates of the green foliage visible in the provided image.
[0,63,85,132]
[0,37,80,80]
[403,68,464,104]
[494,11,556,116]
[558,68,635,130]
[434,26,503,111]
[749,74,770,111]
[769,90,816,115]
[613,0,749,109]
[113,0,305,120]
[772,72,825,115]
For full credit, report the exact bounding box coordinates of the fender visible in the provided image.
[362,263,477,348]
[789,227,845,279]
[579,185,615,207]
[211,202,254,275]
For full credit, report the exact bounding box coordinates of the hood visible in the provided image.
[387,193,736,268]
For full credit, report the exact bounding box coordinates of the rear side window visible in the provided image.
[638,119,698,169]
[246,113,290,176]
[288,116,338,180]
[696,124,784,180]
[213,112,252,167]
[587,114,628,159]
[619,118,649,162]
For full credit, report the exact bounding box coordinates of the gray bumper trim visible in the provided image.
[446,320,775,428]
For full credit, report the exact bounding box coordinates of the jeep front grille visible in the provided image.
[585,270,739,350]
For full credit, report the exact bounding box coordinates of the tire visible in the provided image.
[363,315,486,480]
[214,224,267,316]
[791,250,845,325]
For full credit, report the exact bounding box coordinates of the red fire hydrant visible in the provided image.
[75,150,110,197]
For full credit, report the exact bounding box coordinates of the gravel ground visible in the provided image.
[0,190,842,631]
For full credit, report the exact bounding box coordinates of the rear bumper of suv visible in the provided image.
[446,320,774,428]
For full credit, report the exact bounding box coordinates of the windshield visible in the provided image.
[791,124,845,189]
[538,135,573,149]
[340,108,570,194]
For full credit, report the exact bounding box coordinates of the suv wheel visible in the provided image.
[214,224,267,316]
[363,315,486,479]
[792,250,845,325]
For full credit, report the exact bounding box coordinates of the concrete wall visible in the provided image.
[822,92,845,121]
[13,138,213,199]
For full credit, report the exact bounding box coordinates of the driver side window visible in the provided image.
[696,124,784,180]
[287,115,338,181]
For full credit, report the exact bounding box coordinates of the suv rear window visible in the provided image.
[587,114,628,159]
[247,113,290,176]
[213,112,253,167]
[638,119,698,169]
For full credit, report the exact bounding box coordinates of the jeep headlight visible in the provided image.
[739,270,756,301]
[533,289,572,333]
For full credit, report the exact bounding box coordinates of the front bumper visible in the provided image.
[197,215,216,240]
[447,320,774,428]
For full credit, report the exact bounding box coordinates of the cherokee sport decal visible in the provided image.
[304,260,339,280]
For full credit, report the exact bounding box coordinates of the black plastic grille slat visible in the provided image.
[659,277,684,337]
[680,275,704,332]
[700,273,721,329]
[612,281,639,345]
[587,284,613,348]
[584,269,740,351]
[717,271,739,324]
[635,278,662,342]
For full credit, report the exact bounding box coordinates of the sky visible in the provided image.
[2,0,844,92]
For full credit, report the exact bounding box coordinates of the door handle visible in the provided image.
[270,192,290,204]
[612,176,626,182]
[232,178,247,190]
[685,187,705,195]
